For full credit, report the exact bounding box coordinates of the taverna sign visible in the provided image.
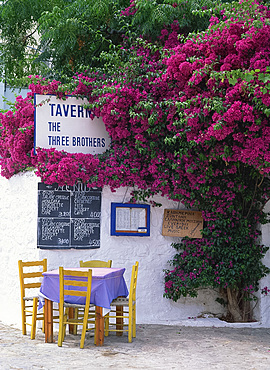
[34,94,110,155]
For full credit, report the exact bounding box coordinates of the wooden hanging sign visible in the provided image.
[162,209,203,238]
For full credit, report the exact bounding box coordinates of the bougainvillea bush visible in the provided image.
[1,0,270,321]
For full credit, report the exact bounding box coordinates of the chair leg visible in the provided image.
[21,300,26,335]
[63,308,68,341]
[80,309,88,349]
[128,315,132,343]
[58,306,64,347]
[128,306,133,343]
[42,306,45,333]
[30,298,38,339]
[132,304,136,338]
[104,314,109,337]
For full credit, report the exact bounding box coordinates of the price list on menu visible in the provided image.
[37,182,101,249]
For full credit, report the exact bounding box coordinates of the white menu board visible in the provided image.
[111,203,150,236]
[116,207,147,232]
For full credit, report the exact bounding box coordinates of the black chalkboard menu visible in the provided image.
[37,183,101,249]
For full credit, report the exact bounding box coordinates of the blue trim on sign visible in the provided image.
[34,93,37,155]
[111,202,150,237]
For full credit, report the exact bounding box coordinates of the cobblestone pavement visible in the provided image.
[0,321,270,370]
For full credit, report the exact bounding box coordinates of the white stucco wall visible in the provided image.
[0,171,270,328]
[260,201,270,326]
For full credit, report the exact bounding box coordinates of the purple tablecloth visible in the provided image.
[39,267,129,310]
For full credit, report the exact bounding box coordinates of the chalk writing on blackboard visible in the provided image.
[37,183,101,249]
[40,219,70,241]
[162,209,203,238]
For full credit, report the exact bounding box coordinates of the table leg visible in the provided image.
[44,299,53,343]
[68,308,77,334]
[95,306,104,346]
[116,305,123,336]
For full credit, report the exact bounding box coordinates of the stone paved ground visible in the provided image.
[0,321,270,370]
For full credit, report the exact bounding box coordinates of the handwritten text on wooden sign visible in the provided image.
[162,209,203,238]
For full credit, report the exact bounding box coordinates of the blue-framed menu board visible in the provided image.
[37,183,101,249]
[111,203,150,236]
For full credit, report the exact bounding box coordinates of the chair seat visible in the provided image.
[111,297,132,306]
[23,296,39,301]
[66,317,94,325]
[64,303,95,309]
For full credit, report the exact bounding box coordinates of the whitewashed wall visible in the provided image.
[260,201,270,326]
[0,171,270,328]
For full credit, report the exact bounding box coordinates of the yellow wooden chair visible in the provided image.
[58,267,96,349]
[73,260,112,335]
[18,259,47,339]
[79,259,112,268]
[104,261,139,342]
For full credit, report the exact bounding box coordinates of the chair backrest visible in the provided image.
[59,267,92,307]
[18,259,47,298]
[79,259,112,268]
[129,261,139,303]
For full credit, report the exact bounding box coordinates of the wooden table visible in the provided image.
[40,267,128,346]
[44,300,105,345]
